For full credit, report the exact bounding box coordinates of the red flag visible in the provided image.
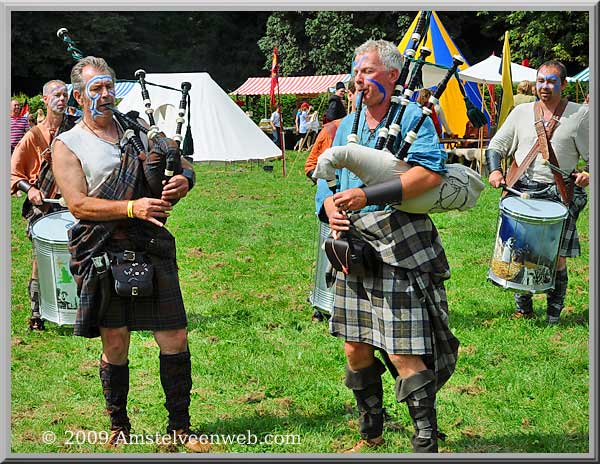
[270,47,279,108]
[20,99,29,117]
[521,58,530,67]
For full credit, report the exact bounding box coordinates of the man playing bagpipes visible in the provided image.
[316,40,459,453]
[52,56,207,452]
[11,79,76,331]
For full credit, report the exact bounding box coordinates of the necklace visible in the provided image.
[81,119,120,145]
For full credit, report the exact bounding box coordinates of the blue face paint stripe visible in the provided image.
[366,78,386,104]
[85,74,114,120]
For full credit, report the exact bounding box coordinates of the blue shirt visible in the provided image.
[315,102,447,217]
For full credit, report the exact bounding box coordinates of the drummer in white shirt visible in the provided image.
[485,59,589,324]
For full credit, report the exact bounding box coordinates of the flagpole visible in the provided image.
[277,78,286,177]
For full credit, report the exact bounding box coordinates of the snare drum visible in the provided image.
[308,220,335,313]
[488,197,568,293]
[31,210,79,325]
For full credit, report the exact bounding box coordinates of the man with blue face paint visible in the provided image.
[486,60,589,324]
[315,40,459,453]
[52,56,207,452]
[11,79,76,331]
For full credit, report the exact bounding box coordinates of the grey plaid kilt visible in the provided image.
[511,183,588,257]
[328,210,459,391]
[97,237,187,332]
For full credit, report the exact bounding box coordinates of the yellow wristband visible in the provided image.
[127,200,135,219]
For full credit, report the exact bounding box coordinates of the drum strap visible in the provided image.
[504,99,569,203]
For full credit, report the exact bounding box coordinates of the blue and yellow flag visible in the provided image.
[497,32,514,128]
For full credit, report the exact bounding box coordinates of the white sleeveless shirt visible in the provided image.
[55,124,122,196]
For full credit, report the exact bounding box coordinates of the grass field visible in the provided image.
[10,151,589,454]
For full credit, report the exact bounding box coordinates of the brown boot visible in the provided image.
[106,426,131,448]
[173,429,212,453]
[343,436,384,453]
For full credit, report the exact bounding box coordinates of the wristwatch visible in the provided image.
[181,168,195,191]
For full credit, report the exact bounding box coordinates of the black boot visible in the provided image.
[160,350,193,433]
[28,279,44,331]
[159,350,210,453]
[513,292,534,319]
[396,369,438,453]
[344,358,386,450]
[547,268,568,324]
[99,356,131,445]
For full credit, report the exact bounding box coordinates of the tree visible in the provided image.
[477,11,589,72]
[257,12,311,76]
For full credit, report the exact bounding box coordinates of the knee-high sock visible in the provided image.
[395,369,438,453]
[99,356,130,431]
[344,358,386,439]
[160,350,192,433]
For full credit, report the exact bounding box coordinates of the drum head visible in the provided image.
[500,197,568,223]
[31,210,76,243]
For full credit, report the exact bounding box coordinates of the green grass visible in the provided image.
[10,151,589,454]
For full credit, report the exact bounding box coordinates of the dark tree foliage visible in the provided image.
[12,10,589,98]
[11,11,269,95]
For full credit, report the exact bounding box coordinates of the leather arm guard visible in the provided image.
[17,180,33,193]
[362,178,403,206]
[485,149,503,174]
[181,168,195,191]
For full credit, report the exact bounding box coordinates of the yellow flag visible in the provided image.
[498,31,514,128]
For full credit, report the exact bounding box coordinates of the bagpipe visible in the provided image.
[56,27,192,198]
[312,14,486,215]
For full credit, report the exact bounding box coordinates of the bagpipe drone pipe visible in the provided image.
[312,54,485,214]
[56,27,192,199]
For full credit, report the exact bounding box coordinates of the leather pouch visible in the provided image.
[110,250,154,297]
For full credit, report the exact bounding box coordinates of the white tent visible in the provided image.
[457,55,537,84]
[117,72,281,162]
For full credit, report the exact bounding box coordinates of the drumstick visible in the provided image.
[540,159,583,177]
[43,198,67,207]
[502,185,530,199]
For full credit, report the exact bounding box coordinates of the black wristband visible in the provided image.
[362,178,403,206]
[17,180,33,193]
[485,149,503,174]
[181,168,195,191]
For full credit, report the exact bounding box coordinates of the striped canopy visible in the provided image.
[567,67,589,82]
[232,74,350,96]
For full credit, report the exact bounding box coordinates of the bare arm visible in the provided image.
[53,139,171,227]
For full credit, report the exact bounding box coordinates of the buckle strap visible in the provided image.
[92,253,110,274]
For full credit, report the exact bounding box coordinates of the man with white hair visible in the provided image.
[317,40,459,453]
[11,79,75,330]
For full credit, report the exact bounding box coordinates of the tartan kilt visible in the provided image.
[329,261,459,391]
[75,238,187,334]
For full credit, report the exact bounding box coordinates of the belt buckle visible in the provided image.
[123,250,136,261]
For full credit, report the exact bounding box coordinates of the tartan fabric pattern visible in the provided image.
[329,210,459,391]
[68,121,185,338]
[97,238,186,331]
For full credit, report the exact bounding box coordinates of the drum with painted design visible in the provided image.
[488,197,568,293]
[31,210,79,325]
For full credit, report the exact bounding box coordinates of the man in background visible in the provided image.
[324,81,347,123]
[10,99,30,154]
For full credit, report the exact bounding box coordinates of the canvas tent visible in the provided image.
[117,72,281,162]
[458,55,538,84]
[399,11,488,137]
[233,74,351,96]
